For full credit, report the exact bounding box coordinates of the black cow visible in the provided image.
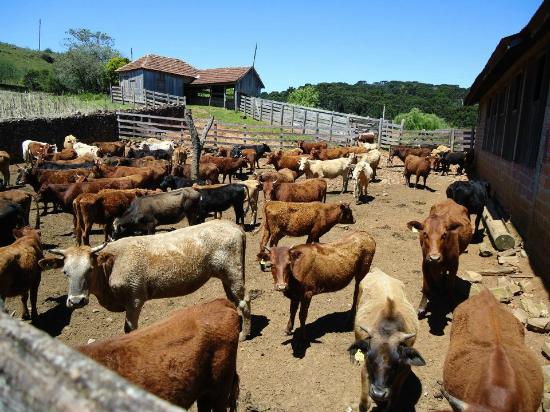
[195,184,250,226]
[127,148,170,160]
[446,180,490,233]
[0,199,25,246]
[230,144,271,167]
[440,152,468,175]
[36,161,96,171]
[159,175,206,191]
[112,188,200,239]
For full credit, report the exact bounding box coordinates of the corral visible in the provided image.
[1,145,547,411]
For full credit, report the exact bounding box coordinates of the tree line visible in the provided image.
[261,81,478,129]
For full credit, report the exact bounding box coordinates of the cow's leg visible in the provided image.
[474,213,482,233]
[414,174,419,189]
[297,295,311,341]
[423,175,428,190]
[222,281,251,341]
[124,301,144,333]
[105,220,113,242]
[20,291,30,320]
[418,272,430,319]
[447,262,459,307]
[286,298,299,335]
[196,395,213,412]
[29,275,40,320]
[359,366,371,412]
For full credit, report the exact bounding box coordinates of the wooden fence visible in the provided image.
[110,86,186,108]
[0,311,184,411]
[386,128,475,151]
[116,112,355,148]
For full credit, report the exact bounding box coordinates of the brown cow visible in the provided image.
[407,199,472,318]
[310,147,347,160]
[36,154,95,167]
[171,146,188,167]
[73,188,158,245]
[201,155,248,183]
[217,146,232,157]
[264,231,375,340]
[0,189,40,229]
[257,201,355,260]
[265,151,306,174]
[388,146,431,165]
[0,151,10,187]
[442,289,543,412]
[240,148,257,173]
[93,141,126,157]
[47,148,78,161]
[298,140,328,154]
[404,154,432,189]
[24,141,57,164]
[174,163,220,184]
[263,178,327,203]
[95,164,166,189]
[78,298,240,411]
[0,227,42,320]
[258,168,297,184]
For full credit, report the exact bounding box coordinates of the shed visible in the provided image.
[464,2,550,274]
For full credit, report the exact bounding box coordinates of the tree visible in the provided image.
[53,28,118,93]
[23,69,50,91]
[105,57,130,86]
[287,85,320,107]
[394,108,449,130]
[0,61,18,84]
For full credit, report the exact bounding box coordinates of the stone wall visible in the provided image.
[0,105,186,161]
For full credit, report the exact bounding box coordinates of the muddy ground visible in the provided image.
[5,154,549,411]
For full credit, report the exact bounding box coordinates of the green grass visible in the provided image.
[188,105,268,125]
[0,42,56,86]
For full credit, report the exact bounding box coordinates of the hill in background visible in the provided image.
[262,81,478,128]
[0,42,56,87]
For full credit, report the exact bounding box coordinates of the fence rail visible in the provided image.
[110,86,186,108]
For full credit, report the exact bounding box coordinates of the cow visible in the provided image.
[407,199,473,318]
[39,220,251,340]
[0,227,42,321]
[0,189,40,229]
[441,289,543,412]
[230,143,271,167]
[126,146,171,161]
[0,151,10,188]
[46,148,78,161]
[78,299,240,411]
[64,134,78,149]
[361,142,379,151]
[257,201,355,261]
[446,180,490,233]
[356,132,376,144]
[310,147,348,161]
[93,141,126,157]
[217,146,231,157]
[194,184,250,226]
[262,178,327,203]
[440,151,467,175]
[265,152,306,175]
[201,155,248,183]
[240,148,257,173]
[112,188,200,238]
[95,164,167,189]
[358,149,381,180]
[171,146,188,167]
[349,268,425,411]
[172,162,220,184]
[264,231,375,340]
[351,160,373,204]
[159,175,207,191]
[138,140,175,157]
[32,159,96,170]
[403,154,432,189]
[0,199,25,246]
[258,168,297,184]
[298,140,328,154]
[284,148,303,156]
[73,189,158,246]
[72,142,100,159]
[299,155,355,193]
[388,146,431,165]
[22,140,57,164]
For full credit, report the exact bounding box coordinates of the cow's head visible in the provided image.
[235,158,248,168]
[39,243,108,308]
[262,179,278,201]
[298,157,310,171]
[263,246,301,291]
[338,203,355,224]
[265,151,281,166]
[348,300,425,405]
[407,217,461,264]
[159,175,175,191]
[352,161,372,181]
[112,210,150,239]
[310,148,321,159]
[261,143,271,153]
[15,165,31,185]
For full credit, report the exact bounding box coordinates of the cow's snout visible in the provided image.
[274,283,288,292]
[66,295,89,308]
[370,385,390,403]
[428,253,442,263]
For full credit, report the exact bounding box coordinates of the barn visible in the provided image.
[465,2,550,273]
[116,54,264,109]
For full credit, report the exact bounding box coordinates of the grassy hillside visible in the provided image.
[0,42,56,86]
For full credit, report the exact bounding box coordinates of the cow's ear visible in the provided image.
[289,249,302,261]
[340,203,350,210]
[39,257,64,270]
[407,221,423,231]
[447,222,462,232]
[348,339,370,360]
[402,347,426,367]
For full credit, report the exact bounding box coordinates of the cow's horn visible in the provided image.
[442,390,469,411]
[398,332,416,342]
[359,325,373,337]
[49,248,66,256]
[90,242,108,254]
[264,246,271,253]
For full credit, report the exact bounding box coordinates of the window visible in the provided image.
[502,72,523,160]
[156,73,166,93]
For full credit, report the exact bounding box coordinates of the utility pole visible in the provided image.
[252,43,257,67]
[38,19,41,51]
[130,47,133,60]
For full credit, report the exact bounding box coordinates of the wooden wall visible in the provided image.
[119,70,187,97]
[235,69,263,97]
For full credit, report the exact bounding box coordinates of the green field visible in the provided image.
[0,42,56,86]
[188,105,267,125]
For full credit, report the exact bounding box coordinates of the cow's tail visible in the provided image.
[72,197,81,245]
[228,372,240,412]
[242,185,251,216]
[32,194,40,229]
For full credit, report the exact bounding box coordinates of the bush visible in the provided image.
[43,48,53,53]
[288,85,320,107]
[104,56,130,86]
[394,108,449,130]
[0,61,18,84]
[41,53,55,63]
[23,69,50,91]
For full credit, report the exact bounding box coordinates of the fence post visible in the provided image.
[153,91,156,107]
[330,115,334,140]
[110,86,114,103]
[315,112,320,140]
[243,124,247,144]
[260,99,264,121]
[121,85,125,105]
[270,101,274,125]
[450,128,455,151]
[280,104,284,127]
[252,97,255,120]
[291,106,295,133]
[302,109,307,135]
[280,126,284,150]
[377,118,383,148]
[184,95,187,106]
[214,121,218,147]
[133,90,136,109]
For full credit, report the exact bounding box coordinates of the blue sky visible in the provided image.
[0,0,542,91]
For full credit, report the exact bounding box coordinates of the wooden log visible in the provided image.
[478,266,517,275]
[482,206,515,251]
[0,312,184,411]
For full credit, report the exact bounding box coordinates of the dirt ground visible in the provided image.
[5,154,549,412]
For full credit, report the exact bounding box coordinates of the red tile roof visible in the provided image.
[115,54,198,78]
[191,67,252,86]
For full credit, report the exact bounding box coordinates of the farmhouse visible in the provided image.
[465,2,550,273]
[115,54,264,109]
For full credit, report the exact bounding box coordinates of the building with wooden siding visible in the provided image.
[116,55,264,109]
[465,2,550,274]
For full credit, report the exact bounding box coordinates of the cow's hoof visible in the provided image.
[417,308,427,319]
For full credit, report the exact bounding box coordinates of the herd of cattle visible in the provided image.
[0,135,543,412]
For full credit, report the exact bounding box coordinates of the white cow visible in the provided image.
[299,154,355,193]
[361,142,379,151]
[139,140,174,156]
[358,149,381,180]
[39,220,252,341]
[351,160,373,204]
[73,142,100,159]
[349,268,425,411]
[64,134,78,149]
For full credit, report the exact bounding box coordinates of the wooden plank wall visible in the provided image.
[111,86,186,108]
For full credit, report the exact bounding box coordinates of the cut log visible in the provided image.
[482,206,515,251]
[478,267,517,275]
[0,312,184,412]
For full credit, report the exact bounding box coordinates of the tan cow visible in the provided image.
[349,268,425,411]
[0,151,10,186]
[78,298,240,411]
